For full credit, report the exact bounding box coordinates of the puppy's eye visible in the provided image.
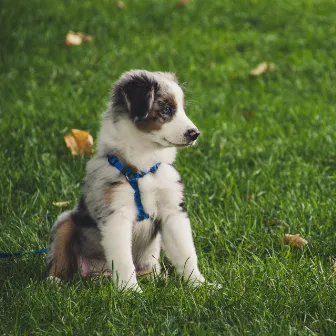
[162,106,171,114]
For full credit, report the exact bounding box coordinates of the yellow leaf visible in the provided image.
[250,62,268,76]
[65,31,94,47]
[282,234,308,248]
[250,62,276,76]
[64,129,94,156]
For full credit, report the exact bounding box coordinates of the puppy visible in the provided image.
[47,70,206,291]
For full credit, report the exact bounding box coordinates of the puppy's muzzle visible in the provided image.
[185,128,200,142]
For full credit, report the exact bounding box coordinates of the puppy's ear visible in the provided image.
[115,72,158,122]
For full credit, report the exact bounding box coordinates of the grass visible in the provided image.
[1,0,336,334]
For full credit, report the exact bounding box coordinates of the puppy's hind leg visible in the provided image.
[47,211,77,281]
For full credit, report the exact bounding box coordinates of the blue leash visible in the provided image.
[0,248,48,258]
[108,155,161,221]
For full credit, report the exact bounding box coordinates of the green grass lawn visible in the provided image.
[1,0,336,334]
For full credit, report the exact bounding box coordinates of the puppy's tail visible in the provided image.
[47,211,77,281]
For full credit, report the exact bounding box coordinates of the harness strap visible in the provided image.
[108,155,161,221]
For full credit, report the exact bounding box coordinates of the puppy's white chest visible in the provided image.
[137,174,160,218]
[137,164,182,220]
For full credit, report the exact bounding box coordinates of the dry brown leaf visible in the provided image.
[65,32,82,46]
[116,1,125,9]
[64,129,94,156]
[176,0,191,8]
[282,234,308,248]
[250,62,268,76]
[250,62,275,76]
[64,134,79,155]
[71,129,94,154]
[52,201,71,207]
[65,31,94,47]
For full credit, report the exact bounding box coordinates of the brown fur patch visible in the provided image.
[163,93,177,109]
[136,93,177,133]
[49,218,76,280]
[136,112,164,132]
[104,181,122,204]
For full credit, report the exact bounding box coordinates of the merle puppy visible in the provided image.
[47,70,206,292]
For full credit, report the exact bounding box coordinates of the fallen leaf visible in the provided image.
[64,129,94,156]
[250,62,275,76]
[65,32,82,46]
[250,62,268,76]
[65,31,94,47]
[282,234,308,248]
[116,1,125,9]
[52,201,71,207]
[176,0,191,8]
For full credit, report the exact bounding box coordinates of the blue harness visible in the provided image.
[107,155,161,221]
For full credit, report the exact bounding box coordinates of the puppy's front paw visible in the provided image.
[117,279,143,293]
[46,275,61,284]
[121,283,143,294]
[184,270,205,287]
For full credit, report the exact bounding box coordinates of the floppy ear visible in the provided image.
[120,73,157,122]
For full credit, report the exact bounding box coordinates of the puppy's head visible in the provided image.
[111,70,200,148]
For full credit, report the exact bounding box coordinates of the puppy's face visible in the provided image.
[112,70,200,148]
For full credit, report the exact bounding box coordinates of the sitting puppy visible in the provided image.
[47,70,205,292]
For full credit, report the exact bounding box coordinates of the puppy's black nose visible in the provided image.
[185,128,200,141]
